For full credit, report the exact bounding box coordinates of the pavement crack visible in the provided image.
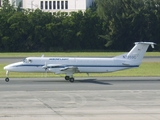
[37,98,67,120]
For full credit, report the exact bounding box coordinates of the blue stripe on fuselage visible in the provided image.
[13,64,139,68]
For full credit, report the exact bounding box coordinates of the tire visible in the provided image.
[65,76,70,81]
[69,78,74,83]
[5,77,9,82]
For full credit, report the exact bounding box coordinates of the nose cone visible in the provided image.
[4,65,11,70]
[4,62,23,71]
[4,65,8,70]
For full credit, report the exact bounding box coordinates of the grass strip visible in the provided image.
[0,52,159,57]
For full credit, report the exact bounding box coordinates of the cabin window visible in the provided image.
[28,59,32,63]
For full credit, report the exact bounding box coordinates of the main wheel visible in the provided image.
[5,77,9,82]
[69,78,74,83]
[65,76,70,81]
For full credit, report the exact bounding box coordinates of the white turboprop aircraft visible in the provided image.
[4,42,155,83]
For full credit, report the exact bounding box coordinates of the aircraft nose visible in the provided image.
[4,64,14,70]
[4,62,23,72]
[4,65,9,70]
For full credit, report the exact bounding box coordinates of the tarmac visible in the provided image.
[0,77,160,120]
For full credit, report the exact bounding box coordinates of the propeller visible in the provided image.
[42,62,48,77]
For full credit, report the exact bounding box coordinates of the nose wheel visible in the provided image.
[5,71,10,82]
[5,77,9,82]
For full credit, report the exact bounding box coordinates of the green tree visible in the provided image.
[26,9,53,51]
[0,0,110,52]
[0,0,16,51]
[96,0,160,51]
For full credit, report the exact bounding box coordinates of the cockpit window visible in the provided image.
[23,59,27,63]
[23,59,32,63]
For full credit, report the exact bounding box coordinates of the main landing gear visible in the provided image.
[65,76,75,83]
[5,71,9,82]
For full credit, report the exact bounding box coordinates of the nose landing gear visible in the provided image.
[5,71,9,82]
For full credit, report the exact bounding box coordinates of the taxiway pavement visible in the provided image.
[0,77,160,91]
[0,77,160,120]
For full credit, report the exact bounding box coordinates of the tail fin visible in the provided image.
[114,42,155,65]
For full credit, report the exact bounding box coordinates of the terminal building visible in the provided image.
[0,0,95,13]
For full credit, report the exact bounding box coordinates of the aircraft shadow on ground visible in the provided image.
[33,79,112,85]
[75,79,112,85]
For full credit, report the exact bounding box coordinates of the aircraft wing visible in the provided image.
[42,64,62,69]
[60,66,79,73]
[44,64,79,73]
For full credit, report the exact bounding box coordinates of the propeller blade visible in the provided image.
[42,62,48,78]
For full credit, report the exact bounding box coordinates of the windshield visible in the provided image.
[23,58,32,63]
[23,59,27,63]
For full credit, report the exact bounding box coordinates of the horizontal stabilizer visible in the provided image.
[134,42,155,48]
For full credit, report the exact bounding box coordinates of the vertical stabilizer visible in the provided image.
[127,42,155,63]
[114,42,155,65]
